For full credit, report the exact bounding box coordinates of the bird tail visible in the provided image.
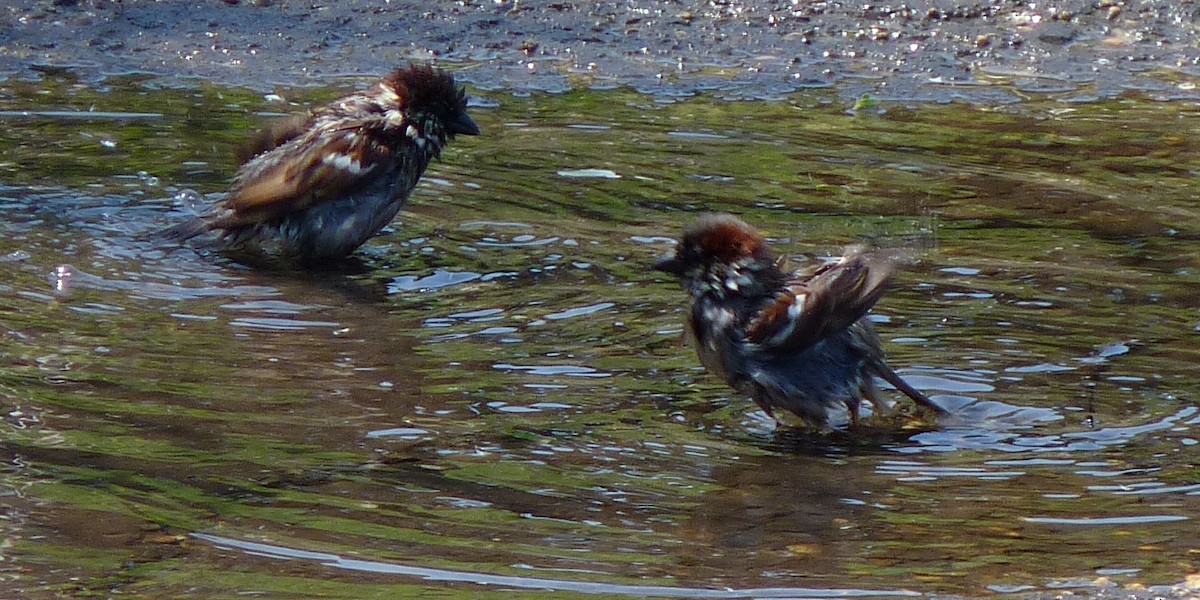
[152,218,211,245]
[873,364,949,416]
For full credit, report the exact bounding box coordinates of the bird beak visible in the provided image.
[450,112,481,136]
[653,255,685,276]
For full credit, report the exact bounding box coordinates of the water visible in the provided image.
[2,75,1199,598]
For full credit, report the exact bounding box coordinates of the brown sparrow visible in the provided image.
[654,214,948,428]
[163,64,479,262]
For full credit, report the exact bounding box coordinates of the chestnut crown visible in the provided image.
[654,214,784,296]
[655,214,771,271]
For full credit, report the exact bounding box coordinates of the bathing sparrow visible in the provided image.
[163,64,479,262]
[655,214,947,427]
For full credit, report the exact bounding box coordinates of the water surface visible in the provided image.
[2,76,1199,598]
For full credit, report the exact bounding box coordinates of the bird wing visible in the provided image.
[234,113,312,164]
[744,250,895,352]
[213,121,391,228]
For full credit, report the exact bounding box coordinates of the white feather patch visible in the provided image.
[767,317,797,346]
[322,152,373,175]
[761,296,803,346]
[378,85,401,105]
[706,307,734,328]
[787,299,802,320]
[385,109,406,127]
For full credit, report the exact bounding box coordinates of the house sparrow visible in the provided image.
[654,214,947,428]
[162,64,480,262]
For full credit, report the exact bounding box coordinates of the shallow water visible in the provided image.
[2,75,1199,598]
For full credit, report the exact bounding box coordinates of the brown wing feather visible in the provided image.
[228,163,310,210]
[213,124,389,228]
[235,114,312,164]
[746,251,895,352]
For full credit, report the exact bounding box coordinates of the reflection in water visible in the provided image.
[2,83,1200,598]
[48,262,281,302]
[388,269,485,293]
[193,533,921,598]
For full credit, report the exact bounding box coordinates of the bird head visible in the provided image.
[377,65,480,156]
[655,213,783,298]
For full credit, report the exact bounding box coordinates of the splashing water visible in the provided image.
[173,189,206,215]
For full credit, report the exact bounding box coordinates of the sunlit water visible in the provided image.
[2,77,1199,598]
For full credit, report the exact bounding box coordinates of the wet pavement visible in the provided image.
[3,0,1200,102]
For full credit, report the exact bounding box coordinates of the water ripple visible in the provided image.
[1061,406,1198,445]
[901,406,1196,455]
[556,168,621,179]
[388,270,517,293]
[545,302,614,321]
[228,317,341,331]
[192,534,920,598]
[1023,515,1188,526]
[48,264,278,302]
[365,427,430,439]
[493,364,611,378]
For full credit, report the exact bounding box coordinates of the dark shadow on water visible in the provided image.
[764,423,944,457]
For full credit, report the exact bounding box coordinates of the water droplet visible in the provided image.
[51,264,74,294]
[174,189,205,214]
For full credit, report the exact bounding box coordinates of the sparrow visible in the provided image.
[654,214,948,428]
[162,64,480,262]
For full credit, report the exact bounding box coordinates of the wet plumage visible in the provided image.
[654,214,947,428]
[163,65,479,262]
